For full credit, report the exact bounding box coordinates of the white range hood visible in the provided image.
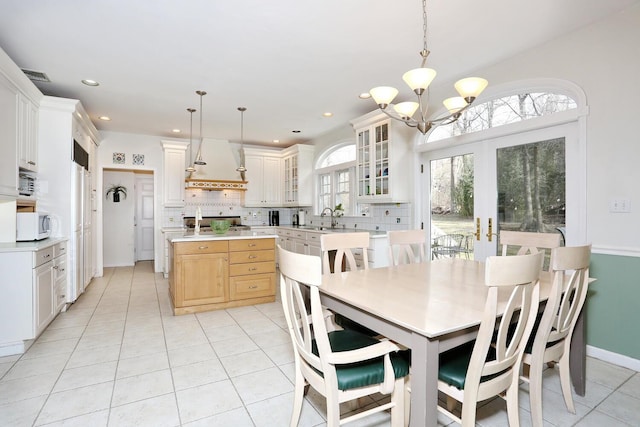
[186,138,247,191]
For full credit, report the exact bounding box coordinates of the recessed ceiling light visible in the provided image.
[272,139,280,143]
[82,79,99,86]
[292,130,301,133]
[99,116,111,121]
[322,112,333,117]
[359,92,371,99]
[172,129,181,133]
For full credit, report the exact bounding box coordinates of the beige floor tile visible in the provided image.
[232,367,294,405]
[171,359,228,391]
[203,324,247,343]
[219,349,275,377]
[111,368,174,407]
[175,380,243,424]
[182,407,254,427]
[37,409,109,426]
[211,335,258,358]
[167,343,216,367]
[108,393,180,427]
[66,344,121,369]
[575,410,631,426]
[35,382,113,425]
[586,358,635,389]
[37,326,86,343]
[262,342,295,366]
[595,390,640,425]
[53,360,117,393]
[246,392,325,427]
[2,353,69,381]
[618,373,640,400]
[250,328,291,349]
[116,351,170,379]
[0,373,59,405]
[22,338,78,360]
[0,395,47,426]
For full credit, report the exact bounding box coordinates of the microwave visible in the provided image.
[16,212,51,241]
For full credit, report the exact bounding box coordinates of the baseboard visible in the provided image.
[587,345,640,372]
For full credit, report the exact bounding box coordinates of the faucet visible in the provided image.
[320,207,338,229]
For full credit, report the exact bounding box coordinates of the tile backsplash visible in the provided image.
[162,189,412,231]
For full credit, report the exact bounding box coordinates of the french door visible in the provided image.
[422,122,580,261]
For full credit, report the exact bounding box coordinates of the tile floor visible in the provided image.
[0,261,639,426]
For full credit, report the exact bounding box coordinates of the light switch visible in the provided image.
[609,198,631,213]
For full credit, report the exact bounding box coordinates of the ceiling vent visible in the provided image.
[21,69,50,83]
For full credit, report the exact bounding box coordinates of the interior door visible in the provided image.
[423,122,577,261]
[135,174,155,261]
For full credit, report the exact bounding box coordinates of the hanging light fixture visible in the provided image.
[369,0,488,135]
[236,107,247,181]
[193,90,207,165]
[185,108,197,173]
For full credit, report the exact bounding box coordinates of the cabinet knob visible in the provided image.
[249,267,258,271]
[198,246,208,250]
[53,265,59,270]
[249,285,258,289]
[248,255,257,259]
[248,243,256,247]
[28,161,36,165]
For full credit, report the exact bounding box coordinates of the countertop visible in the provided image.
[169,230,278,243]
[276,225,388,238]
[0,237,68,253]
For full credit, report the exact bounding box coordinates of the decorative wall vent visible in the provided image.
[21,69,51,83]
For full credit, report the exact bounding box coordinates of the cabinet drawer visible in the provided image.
[307,233,322,243]
[229,238,274,252]
[34,247,54,267]
[230,273,275,300]
[54,241,67,258]
[229,261,275,276]
[229,249,275,264]
[53,257,67,282]
[174,240,228,255]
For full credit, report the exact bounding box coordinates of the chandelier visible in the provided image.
[369,0,488,135]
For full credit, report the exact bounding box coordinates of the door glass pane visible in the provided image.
[430,154,475,259]
[496,138,566,259]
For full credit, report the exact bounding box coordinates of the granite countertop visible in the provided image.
[0,237,68,253]
[170,230,277,243]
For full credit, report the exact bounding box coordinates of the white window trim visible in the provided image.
[315,141,357,216]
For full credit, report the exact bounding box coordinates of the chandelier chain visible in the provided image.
[422,0,428,53]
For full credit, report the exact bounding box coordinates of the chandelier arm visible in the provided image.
[376,106,419,127]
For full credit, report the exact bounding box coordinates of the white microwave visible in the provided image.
[16,212,51,241]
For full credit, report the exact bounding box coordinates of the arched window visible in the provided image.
[315,142,356,215]
[427,92,577,142]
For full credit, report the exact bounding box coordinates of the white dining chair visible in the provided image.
[499,230,561,270]
[436,252,543,427]
[278,245,409,427]
[320,232,370,273]
[520,244,591,427]
[387,229,427,265]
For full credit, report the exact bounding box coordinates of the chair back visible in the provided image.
[387,229,427,265]
[320,232,369,274]
[535,245,591,352]
[499,230,561,270]
[468,252,543,395]
[432,233,465,259]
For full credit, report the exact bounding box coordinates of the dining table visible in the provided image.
[319,258,587,427]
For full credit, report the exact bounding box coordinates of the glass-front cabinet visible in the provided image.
[352,111,413,203]
[282,144,314,207]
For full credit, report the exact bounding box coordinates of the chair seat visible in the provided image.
[438,342,499,389]
[312,329,410,391]
[334,313,379,337]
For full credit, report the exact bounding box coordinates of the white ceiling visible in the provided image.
[0,0,637,147]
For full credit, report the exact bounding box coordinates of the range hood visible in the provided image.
[185,138,247,191]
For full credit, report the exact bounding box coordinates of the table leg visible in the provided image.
[410,333,439,427]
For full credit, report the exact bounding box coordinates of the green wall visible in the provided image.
[587,254,640,359]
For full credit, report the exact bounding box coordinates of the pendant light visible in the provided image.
[193,90,207,165]
[236,107,247,181]
[185,108,197,173]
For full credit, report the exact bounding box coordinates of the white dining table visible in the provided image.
[319,258,586,427]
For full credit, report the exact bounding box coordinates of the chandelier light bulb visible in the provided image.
[454,77,488,102]
[394,102,420,120]
[443,97,468,114]
[369,86,399,108]
[402,67,437,94]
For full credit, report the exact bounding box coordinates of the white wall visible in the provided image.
[103,170,135,266]
[425,4,640,252]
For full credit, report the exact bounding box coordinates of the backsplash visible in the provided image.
[162,189,412,231]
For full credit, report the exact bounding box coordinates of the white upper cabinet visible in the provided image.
[0,73,18,198]
[17,93,39,172]
[162,141,188,207]
[351,111,414,203]
[243,148,281,207]
[282,144,314,207]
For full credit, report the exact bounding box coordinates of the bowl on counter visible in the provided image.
[212,220,230,234]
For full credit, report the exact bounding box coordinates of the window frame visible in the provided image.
[315,142,356,216]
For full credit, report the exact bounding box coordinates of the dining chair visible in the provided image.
[277,245,409,427]
[321,232,376,335]
[387,229,427,266]
[499,230,561,270]
[520,244,591,427]
[320,232,370,273]
[436,252,543,427]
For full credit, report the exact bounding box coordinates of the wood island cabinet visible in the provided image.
[169,237,276,315]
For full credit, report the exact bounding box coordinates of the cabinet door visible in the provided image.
[262,156,281,205]
[177,252,229,306]
[17,94,38,172]
[163,146,186,207]
[0,74,18,197]
[34,262,54,337]
[243,155,265,206]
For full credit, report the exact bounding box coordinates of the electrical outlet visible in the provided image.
[169,217,174,222]
[610,198,631,213]
[396,217,401,224]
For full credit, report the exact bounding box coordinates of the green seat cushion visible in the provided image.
[311,329,410,391]
[334,313,379,337]
[438,342,499,389]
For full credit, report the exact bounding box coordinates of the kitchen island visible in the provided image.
[168,231,277,315]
